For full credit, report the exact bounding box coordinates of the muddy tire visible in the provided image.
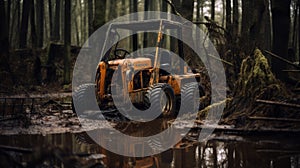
[181,82,203,114]
[144,83,175,117]
[72,83,98,117]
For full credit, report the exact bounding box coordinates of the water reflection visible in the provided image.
[0,133,299,167]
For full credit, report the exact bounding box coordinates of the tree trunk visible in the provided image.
[7,0,10,48]
[88,0,93,36]
[64,0,71,84]
[292,1,298,49]
[222,0,225,27]
[60,0,64,43]
[271,0,291,80]
[48,0,54,41]
[180,0,194,21]
[0,0,9,67]
[82,0,87,44]
[241,0,271,55]
[130,0,138,51]
[30,0,37,48]
[108,0,117,21]
[16,0,20,48]
[94,0,106,30]
[36,0,44,48]
[143,0,149,47]
[30,0,41,84]
[19,0,31,48]
[226,0,232,34]
[211,0,215,20]
[161,0,167,12]
[53,0,61,42]
[73,0,80,46]
[232,0,239,39]
[299,0,300,61]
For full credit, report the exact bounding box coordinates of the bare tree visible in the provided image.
[211,0,215,20]
[30,0,37,48]
[94,0,106,30]
[53,0,61,42]
[241,0,271,54]
[48,0,54,41]
[64,0,71,84]
[0,0,10,69]
[232,0,239,39]
[88,0,93,36]
[19,0,31,48]
[226,0,232,35]
[36,0,44,48]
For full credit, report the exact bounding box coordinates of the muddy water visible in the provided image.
[0,132,299,168]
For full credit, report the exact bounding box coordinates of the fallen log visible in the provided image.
[256,99,300,109]
[248,116,300,123]
[264,50,300,69]
[0,145,33,153]
[208,54,234,66]
[256,149,300,153]
[282,69,300,72]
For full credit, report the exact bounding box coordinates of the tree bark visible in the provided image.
[60,0,64,42]
[211,0,215,20]
[130,0,138,51]
[0,0,9,66]
[271,0,291,80]
[143,0,149,47]
[36,0,44,48]
[241,0,271,55]
[93,0,106,30]
[48,0,54,41]
[232,0,239,39]
[19,0,31,48]
[108,0,117,20]
[1,0,15,83]
[53,0,61,42]
[298,0,300,61]
[88,0,93,36]
[180,0,194,21]
[7,0,10,48]
[64,0,71,84]
[16,0,20,47]
[30,0,37,48]
[226,0,232,34]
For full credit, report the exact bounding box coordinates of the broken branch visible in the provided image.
[256,99,300,109]
[264,50,300,69]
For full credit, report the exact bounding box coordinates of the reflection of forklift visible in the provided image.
[73,19,205,117]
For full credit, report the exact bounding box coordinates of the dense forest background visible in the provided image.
[0,0,299,91]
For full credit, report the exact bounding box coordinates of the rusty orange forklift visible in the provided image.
[72,19,205,118]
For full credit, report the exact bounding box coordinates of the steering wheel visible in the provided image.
[114,48,131,59]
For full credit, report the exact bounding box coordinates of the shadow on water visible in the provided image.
[0,130,300,168]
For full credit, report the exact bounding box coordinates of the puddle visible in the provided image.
[0,132,299,167]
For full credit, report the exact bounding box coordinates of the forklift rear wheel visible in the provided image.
[181,82,201,114]
[145,83,175,118]
[72,83,98,117]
